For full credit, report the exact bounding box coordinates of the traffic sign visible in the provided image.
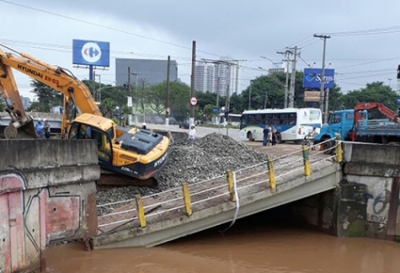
[212,107,220,113]
[396,97,400,105]
[190,96,198,106]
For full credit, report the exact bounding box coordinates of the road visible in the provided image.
[148,123,242,141]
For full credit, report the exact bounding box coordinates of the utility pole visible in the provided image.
[277,50,292,108]
[314,34,331,123]
[248,80,252,109]
[225,84,230,136]
[235,60,240,95]
[165,55,170,127]
[288,46,298,108]
[128,67,132,126]
[190,40,196,125]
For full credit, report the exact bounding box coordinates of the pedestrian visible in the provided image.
[271,127,278,146]
[268,125,272,146]
[188,124,196,140]
[43,119,51,139]
[141,122,147,130]
[263,125,270,146]
[35,118,44,138]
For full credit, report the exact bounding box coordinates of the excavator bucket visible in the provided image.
[4,119,38,139]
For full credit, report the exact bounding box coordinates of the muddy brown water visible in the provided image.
[44,211,400,273]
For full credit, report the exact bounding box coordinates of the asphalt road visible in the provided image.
[147,123,242,141]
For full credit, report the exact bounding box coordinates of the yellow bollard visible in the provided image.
[302,145,312,176]
[226,170,236,202]
[335,134,343,163]
[135,194,146,228]
[267,157,276,190]
[182,182,193,216]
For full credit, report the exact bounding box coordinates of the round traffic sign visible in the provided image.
[190,96,198,106]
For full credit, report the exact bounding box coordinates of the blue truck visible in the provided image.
[314,102,400,150]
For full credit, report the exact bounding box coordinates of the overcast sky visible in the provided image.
[2,0,400,101]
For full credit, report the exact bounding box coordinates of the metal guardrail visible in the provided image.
[96,137,341,234]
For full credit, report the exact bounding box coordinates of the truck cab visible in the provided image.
[314,109,363,148]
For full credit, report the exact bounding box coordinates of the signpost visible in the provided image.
[190,96,198,107]
[73,39,110,81]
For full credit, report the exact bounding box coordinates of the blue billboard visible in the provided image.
[303,68,335,89]
[72,39,110,67]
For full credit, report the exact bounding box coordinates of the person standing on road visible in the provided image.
[43,119,51,139]
[188,124,196,140]
[35,118,44,138]
[267,125,272,145]
[263,125,270,146]
[271,127,277,146]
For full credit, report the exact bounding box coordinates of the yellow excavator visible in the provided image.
[0,44,169,181]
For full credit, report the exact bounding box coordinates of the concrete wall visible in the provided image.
[292,142,400,241]
[0,139,100,273]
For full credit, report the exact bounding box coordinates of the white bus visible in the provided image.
[239,108,322,143]
[219,113,242,126]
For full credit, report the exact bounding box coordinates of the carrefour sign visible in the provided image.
[72,39,110,67]
[303,68,335,89]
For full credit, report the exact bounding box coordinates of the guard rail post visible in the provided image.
[267,157,276,190]
[335,134,343,163]
[182,182,193,216]
[135,194,146,228]
[302,145,311,176]
[226,170,236,202]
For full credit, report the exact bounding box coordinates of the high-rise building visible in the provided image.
[195,58,237,95]
[195,64,214,93]
[115,58,178,87]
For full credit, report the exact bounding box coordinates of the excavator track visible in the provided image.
[96,170,158,191]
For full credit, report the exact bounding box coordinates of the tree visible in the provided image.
[341,82,398,110]
[0,97,4,112]
[146,83,166,115]
[30,80,62,112]
[100,98,117,118]
[145,81,191,120]
[203,104,216,121]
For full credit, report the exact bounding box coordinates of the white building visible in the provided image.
[195,58,238,96]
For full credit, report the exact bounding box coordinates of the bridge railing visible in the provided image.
[96,137,341,234]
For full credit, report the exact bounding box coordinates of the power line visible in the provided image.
[336,56,400,69]
[324,25,400,37]
[0,0,222,58]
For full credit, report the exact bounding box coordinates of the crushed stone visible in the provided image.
[96,133,269,213]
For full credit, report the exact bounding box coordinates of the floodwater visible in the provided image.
[44,213,400,273]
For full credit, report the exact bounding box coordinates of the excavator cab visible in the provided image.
[68,120,114,168]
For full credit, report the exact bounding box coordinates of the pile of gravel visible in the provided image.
[96,133,268,208]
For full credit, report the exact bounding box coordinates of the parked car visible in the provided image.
[179,119,190,129]
[168,117,177,125]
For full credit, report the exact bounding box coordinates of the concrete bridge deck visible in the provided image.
[93,142,342,249]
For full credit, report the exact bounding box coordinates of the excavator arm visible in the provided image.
[0,45,101,138]
[0,59,37,138]
[350,102,400,141]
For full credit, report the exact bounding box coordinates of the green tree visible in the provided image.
[0,97,4,112]
[341,82,398,110]
[100,98,117,118]
[30,80,62,112]
[196,91,218,109]
[203,104,216,121]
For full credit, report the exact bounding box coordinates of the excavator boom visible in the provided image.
[0,44,170,181]
[350,102,400,141]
